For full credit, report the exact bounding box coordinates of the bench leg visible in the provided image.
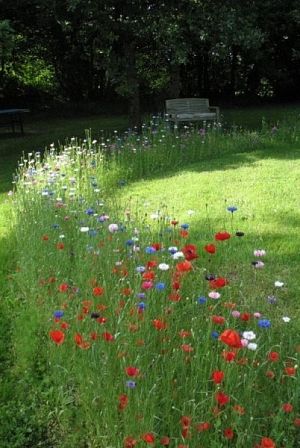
[19,115,24,135]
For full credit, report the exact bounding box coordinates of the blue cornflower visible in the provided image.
[227,206,238,213]
[137,302,146,310]
[197,296,207,304]
[211,331,219,339]
[53,310,64,319]
[136,266,146,273]
[126,380,137,388]
[136,292,146,299]
[52,224,60,229]
[145,246,156,254]
[126,239,134,246]
[85,208,94,215]
[155,282,166,290]
[258,319,271,328]
[181,223,189,229]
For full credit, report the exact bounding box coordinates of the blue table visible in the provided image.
[0,109,30,134]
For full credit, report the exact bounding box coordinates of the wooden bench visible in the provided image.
[0,108,30,134]
[165,98,220,126]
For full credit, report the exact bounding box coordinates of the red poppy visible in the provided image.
[58,283,69,293]
[97,316,107,324]
[222,350,237,362]
[169,292,181,302]
[180,229,189,238]
[232,404,245,415]
[180,416,192,427]
[74,333,91,349]
[56,242,65,250]
[160,436,170,446]
[282,403,293,412]
[124,436,137,448]
[143,271,156,280]
[240,312,251,321]
[125,366,140,377]
[118,394,128,411]
[182,244,198,261]
[171,220,178,226]
[60,321,70,330]
[212,315,226,325]
[215,231,231,241]
[90,332,98,340]
[151,243,161,251]
[265,370,275,379]
[181,344,194,353]
[196,421,211,432]
[42,234,49,241]
[294,418,300,427]
[93,286,104,296]
[172,280,181,290]
[259,437,276,448]
[211,370,225,384]
[220,329,242,348]
[223,427,234,440]
[147,260,158,269]
[102,331,115,341]
[152,319,167,330]
[49,330,65,345]
[267,351,280,362]
[215,391,230,406]
[209,277,229,289]
[204,243,216,254]
[181,427,189,439]
[141,433,155,444]
[176,260,192,272]
[179,330,191,338]
[284,366,296,376]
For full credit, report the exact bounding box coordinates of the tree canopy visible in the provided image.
[1,0,300,124]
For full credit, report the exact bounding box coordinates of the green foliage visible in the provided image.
[11,55,56,92]
[1,113,300,446]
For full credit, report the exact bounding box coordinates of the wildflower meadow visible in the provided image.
[3,118,300,448]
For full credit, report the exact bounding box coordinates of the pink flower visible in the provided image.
[209,291,221,299]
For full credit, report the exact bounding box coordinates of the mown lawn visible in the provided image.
[0,104,300,447]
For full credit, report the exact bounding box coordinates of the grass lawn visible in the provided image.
[0,104,300,447]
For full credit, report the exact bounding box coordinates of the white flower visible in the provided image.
[158,263,170,271]
[254,249,266,257]
[247,343,258,351]
[255,261,265,269]
[172,251,185,260]
[150,213,159,219]
[187,209,195,215]
[242,331,256,341]
[282,316,291,323]
[59,234,65,239]
[80,227,89,232]
[274,281,284,288]
[108,223,118,233]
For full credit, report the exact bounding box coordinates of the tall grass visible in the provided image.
[2,116,300,447]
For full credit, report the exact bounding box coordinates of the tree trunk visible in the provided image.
[168,64,181,98]
[125,42,141,129]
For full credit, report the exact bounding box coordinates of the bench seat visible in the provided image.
[166,98,219,125]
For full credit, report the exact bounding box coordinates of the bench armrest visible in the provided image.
[209,106,220,120]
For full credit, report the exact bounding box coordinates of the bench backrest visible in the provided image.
[166,98,210,113]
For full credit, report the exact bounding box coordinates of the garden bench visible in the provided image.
[0,108,30,134]
[165,98,220,125]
